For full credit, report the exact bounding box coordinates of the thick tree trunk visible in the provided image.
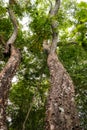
[0,45,20,130]
[45,52,81,130]
[43,0,81,129]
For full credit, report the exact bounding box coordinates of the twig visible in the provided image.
[22,95,35,130]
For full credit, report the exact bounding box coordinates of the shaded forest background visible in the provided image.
[0,0,87,130]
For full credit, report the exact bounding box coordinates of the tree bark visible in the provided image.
[0,1,20,129]
[45,52,81,130]
[0,46,20,130]
[44,0,81,130]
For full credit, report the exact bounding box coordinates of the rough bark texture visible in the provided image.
[0,46,20,130]
[45,53,81,130]
[44,1,81,129]
[0,1,20,129]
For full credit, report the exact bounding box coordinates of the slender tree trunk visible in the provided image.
[45,52,81,130]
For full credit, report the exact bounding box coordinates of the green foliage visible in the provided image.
[72,2,87,49]
[0,0,87,130]
[8,48,49,130]
[28,6,52,52]
[0,6,6,17]
[0,18,12,39]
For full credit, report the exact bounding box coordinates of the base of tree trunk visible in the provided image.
[45,53,81,130]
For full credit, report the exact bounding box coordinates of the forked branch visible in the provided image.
[43,0,60,54]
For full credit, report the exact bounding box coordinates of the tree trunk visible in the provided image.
[43,0,81,129]
[0,46,20,130]
[0,0,20,129]
[45,52,81,130]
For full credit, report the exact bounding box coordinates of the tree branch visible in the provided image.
[5,1,18,54]
[49,0,60,53]
[43,0,60,54]
[7,8,18,45]
[22,103,33,130]
[50,0,60,17]
[22,95,35,130]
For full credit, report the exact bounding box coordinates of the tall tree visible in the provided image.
[43,0,81,130]
[0,0,20,129]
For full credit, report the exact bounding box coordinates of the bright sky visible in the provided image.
[3,0,87,31]
[3,0,87,3]
[77,0,87,2]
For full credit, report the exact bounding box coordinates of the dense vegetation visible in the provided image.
[0,0,87,130]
